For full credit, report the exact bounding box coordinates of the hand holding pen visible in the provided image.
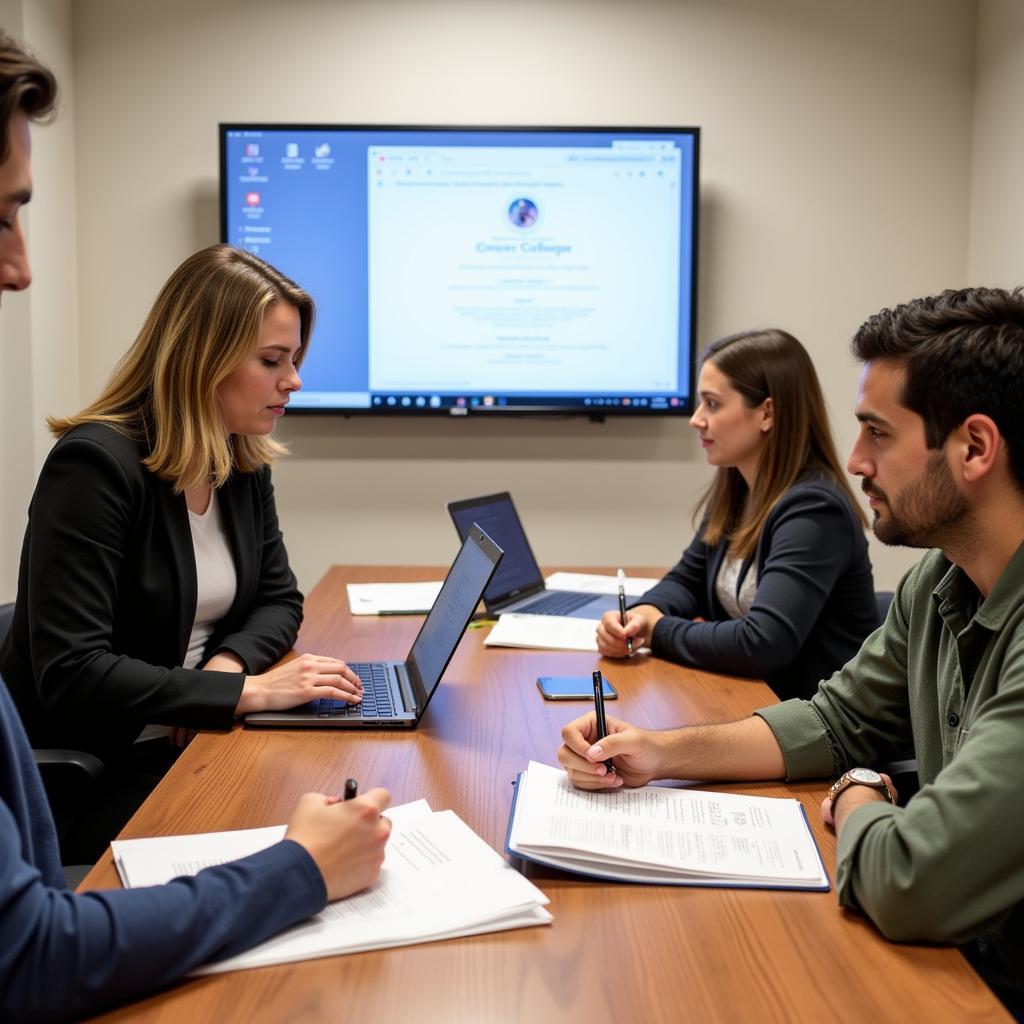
[283,778,392,902]
[617,569,633,655]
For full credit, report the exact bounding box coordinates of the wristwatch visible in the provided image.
[827,768,894,817]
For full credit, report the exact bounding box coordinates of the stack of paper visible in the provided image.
[112,800,551,974]
[483,612,599,652]
[346,582,443,615]
[507,761,830,890]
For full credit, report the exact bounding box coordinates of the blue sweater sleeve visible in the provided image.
[646,484,860,678]
[0,802,326,1023]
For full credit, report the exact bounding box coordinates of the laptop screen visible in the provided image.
[406,525,503,708]
[448,494,544,608]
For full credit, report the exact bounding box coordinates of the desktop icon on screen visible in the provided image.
[245,191,261,207]
[285,142,299,159]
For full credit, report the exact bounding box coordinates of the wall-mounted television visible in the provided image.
[220,124,699,416]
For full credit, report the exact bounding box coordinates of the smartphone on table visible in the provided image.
[536,675,618,700]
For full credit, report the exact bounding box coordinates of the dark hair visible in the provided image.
[0,31,57,163]
[851,287,1024,490]
[698,328,866,558]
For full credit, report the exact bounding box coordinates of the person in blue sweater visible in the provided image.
[0,31,392,1021]
[598,329,878,699]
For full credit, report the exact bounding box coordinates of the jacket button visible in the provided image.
[948,713,960,728]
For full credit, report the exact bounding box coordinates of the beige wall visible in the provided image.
[969,0,1024,286]
[5,0,993,597]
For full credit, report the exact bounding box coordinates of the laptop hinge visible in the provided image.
[397,664,418,713]
[498,582,546,610]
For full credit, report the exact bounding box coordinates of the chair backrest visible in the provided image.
[0,602,13,648]
[875,591,894,629]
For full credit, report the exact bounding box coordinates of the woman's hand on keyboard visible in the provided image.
[234,653,364,715]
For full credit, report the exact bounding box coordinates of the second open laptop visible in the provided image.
[447,492,619,620]
[245,524,503,730]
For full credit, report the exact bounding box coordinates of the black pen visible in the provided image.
[343,778,358,801]
[617,568,633,654]
[592,670,615,773]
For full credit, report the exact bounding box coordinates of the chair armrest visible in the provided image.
[33,748,106,782]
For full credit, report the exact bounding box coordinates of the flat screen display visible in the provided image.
[220,124,699,416]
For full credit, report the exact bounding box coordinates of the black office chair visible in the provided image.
[0,602,104,882]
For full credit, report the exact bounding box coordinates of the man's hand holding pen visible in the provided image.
[557,710,667,790]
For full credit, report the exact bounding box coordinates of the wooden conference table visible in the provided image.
[82,566,1009,1024]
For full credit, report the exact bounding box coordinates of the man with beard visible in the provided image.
[558,287,1024,1017]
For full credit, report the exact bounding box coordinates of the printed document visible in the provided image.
[112,800,551,974]
[507,761,829,890]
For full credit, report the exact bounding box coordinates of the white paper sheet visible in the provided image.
[483,613,600,652]
[112,800,434,888]
[544,572,660,597]
[112,800,551,974]
[346,582,443,615]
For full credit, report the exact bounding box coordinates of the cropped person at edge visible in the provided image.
[0,31,391,1022]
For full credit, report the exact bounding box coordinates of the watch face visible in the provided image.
[848,767,882,784]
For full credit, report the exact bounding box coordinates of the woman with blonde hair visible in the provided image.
[1,244,362,849]
[598,329,878,700]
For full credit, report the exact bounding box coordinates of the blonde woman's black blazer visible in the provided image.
[0,422,303,760]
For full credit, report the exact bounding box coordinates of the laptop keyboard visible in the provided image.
[514,590,597,616]
[313,662,397,718]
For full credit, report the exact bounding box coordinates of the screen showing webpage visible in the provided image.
[221,127,698,413]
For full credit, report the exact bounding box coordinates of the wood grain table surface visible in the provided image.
[80,566,1010,1024]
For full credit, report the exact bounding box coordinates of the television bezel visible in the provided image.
[219,122,700,418]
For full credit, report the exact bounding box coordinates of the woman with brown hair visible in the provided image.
[597,329,877,699]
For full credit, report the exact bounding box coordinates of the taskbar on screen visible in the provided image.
[287,393,692,415]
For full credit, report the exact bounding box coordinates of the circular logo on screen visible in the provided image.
[508,197,539,229]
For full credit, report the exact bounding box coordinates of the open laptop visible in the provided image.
[447,493,619,620]
[245,525,503,729]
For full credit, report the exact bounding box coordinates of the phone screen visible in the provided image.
[536,676,618,700]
